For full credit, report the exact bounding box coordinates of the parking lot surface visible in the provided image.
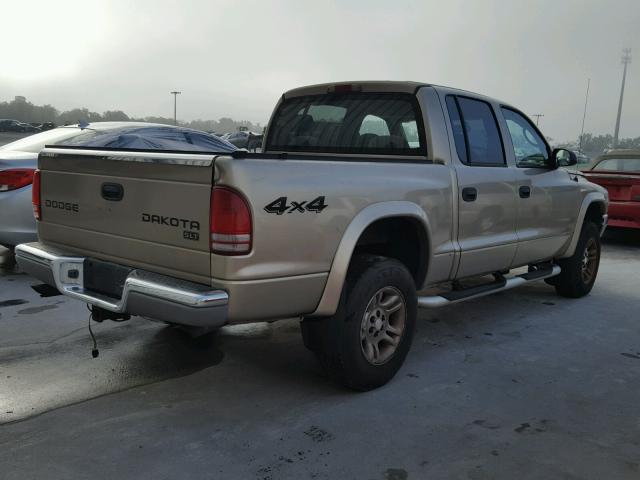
[1,231,639,479]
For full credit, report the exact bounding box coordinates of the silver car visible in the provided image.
[0,122,235,249]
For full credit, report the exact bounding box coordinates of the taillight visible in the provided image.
[32,169,41,220]
[210,186,252,255]
[0,168,35,192]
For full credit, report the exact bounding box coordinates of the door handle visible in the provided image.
[519,186,531,199]
[461,187,477,202]
[101,183,124,201]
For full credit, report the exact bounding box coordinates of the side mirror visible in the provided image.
[552,148,577,168]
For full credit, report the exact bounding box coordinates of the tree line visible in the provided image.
[571,133,640,156]
[0,96,263,134]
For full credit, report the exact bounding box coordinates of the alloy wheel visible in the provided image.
[359,286,406,365]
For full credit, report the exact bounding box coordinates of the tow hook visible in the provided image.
[89,306,131,323]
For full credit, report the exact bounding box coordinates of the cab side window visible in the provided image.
[446,95,505,166]
[501,108,551,168]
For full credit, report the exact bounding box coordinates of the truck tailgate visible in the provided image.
[37,148,214,284]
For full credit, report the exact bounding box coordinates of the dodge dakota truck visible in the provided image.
[16,81,608,390]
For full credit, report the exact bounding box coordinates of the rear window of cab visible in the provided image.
[265,92,426,157]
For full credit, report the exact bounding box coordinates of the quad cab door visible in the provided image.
[498,108,581,266]
[443,94,520,279]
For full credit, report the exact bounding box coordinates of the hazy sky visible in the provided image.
[2,0,638,141]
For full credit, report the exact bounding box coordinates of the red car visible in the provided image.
[583,150,640,229]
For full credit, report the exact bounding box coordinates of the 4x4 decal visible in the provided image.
[264,196,328,215]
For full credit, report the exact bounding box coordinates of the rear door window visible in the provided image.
[446,95,505,166]
[266,92,426,157]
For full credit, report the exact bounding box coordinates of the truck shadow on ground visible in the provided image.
[123,320,331,393]
[156,287,555,395]
[213,321,338,390]
[117,324,226,379]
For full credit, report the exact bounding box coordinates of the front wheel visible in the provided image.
[552,222,601,298]
[302,255,417,391]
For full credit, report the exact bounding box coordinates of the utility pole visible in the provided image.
[613,48,631,148]
[578,78,591,153]
[531,114,544,126]
[170,91,181,125]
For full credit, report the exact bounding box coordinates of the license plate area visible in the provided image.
[83,259,133,299]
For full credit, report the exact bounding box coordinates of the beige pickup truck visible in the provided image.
[16,81,608,390]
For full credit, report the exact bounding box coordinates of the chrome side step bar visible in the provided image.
[417,265,561,308]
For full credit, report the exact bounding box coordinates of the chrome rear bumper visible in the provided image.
[15,242,228,328]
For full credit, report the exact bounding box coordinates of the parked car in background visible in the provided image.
[575,151,591,169]
[27,122,56,131]
[225,130,263,150]
[0,122,235,250]
[0,119,41,133]
[583,150,640,230]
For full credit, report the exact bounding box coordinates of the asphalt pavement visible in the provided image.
[0,230,639,479]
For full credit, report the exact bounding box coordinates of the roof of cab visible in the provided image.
[283,81,430,98]
[282,80,512,107]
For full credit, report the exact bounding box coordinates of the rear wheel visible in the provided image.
[552,222,601,298]
[302,255,417,391]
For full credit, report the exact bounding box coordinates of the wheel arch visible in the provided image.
[558,192,607,259]
[310,201,432,317]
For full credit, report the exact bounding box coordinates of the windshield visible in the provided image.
[0,127,83,153]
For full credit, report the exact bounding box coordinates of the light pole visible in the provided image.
[170,91,181,125]
[531,114,544,126]
[578,78,590,153]
[613,48,631,148]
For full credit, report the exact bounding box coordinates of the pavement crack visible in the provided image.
[621,352,640,360]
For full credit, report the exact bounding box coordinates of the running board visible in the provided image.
[417,265,561,308]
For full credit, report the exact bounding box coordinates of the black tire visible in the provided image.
[552,222,601,298]
[0,247,16,268]
[301,254,417,391]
